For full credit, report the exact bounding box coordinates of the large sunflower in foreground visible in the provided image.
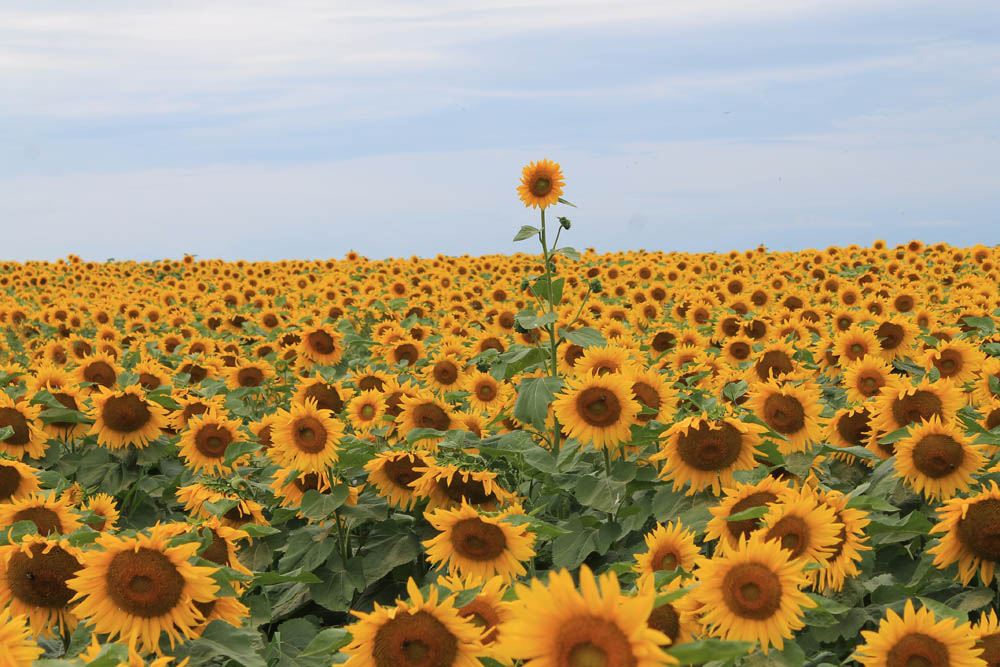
[853,599,983,667]
[503,564,672,666]
[66,527,220,655]
[423,503,536,583]
[649,414,765,495]
[87,386,169,449]
[270,399,343,473]
[690,533,815,654]
[343,577,485,667]
[929,480,1000,586]
[517,159,565,210]
[0,534,83,638]
[894,415,984,501]
[552,372,641,451]
[0,607,43,666]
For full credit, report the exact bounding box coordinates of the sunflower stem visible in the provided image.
[539,208,563,451]
[603,447,613,478]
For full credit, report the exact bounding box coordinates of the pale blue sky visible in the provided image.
[1,0,997,261]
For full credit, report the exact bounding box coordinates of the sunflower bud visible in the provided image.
[590,279,603,294]
[558,216,572,230]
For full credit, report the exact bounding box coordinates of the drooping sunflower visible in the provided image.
[748,340,798,382]
[704,477,794,555]
[810,488,871,593]
[746,379,824,454]
[423,503,536,583]
[894,415,984,501]
[503,564,671,666]
[929,480,1000,586]
[517,158,565,210]
[364,450,436,510]
[824,405,875,463]
[972,609,1000,667]
[411,464,517,512]
[759,485,842,565]
[346,389,387,435]
[66,526,220,656]
[0,393,47,460]
[0,607,43,665]
[853,599,983,667]
[649,414,765,496]
[178,408,250,476]
[82,493,119,532]
[552,372,641,451]
[871,376,965,435]
[133,358,173,392]
[270,399,343,473]
[873,314,920,361]
[842,356,897,403]
[0,533,84,637]
[633,521,701,576]
[343,577,486,667]
[0,492,80,537]
[87,385,169,449]
[0,458,41,503]
[923,338,986,386]
[690,533,816,654]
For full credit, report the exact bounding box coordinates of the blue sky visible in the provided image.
[1,0,997,261]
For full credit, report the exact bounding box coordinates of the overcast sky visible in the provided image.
[1,0,997,261]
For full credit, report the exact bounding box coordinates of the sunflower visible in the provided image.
[810,488,871,593]
[894,415,984,501]
[923,338,985,386]
[365,450,436,510]
[38,384,89,441]
[637,573,701,648]
[423,503,536,583]
[972,609,1000,667]
[178,408,249,476]
[833,326,881,363]
[387,338,425,368]
[269,466,333,512]
[0,393,47,460]
[871,377,965,435]
[343,577,485,667]
[424,353,465,394]
[133,358,173,391]
[749,340,797,382]
[439,575,512,662]
[175,483,268,529]
[0,458,41,503]
[0,534,84,637]
[517,159,565,210]
[0,492,80,537]
[759,485,842,565]
[87,386,169,449]
[746,379,824,454]
[351,364,392,393]
[625,366,676,424]
[503,564,671,666]
[270,399,343,473]
[346,390,387,435]
[411,464,516,511]
[298,324,344,366]
[169,392,225,433]
[0,607,43,665]
[973,358,1000,406]
[462,371,512,415]
[396,394,456,448]
[552,373,641,451]
[158,518,253,591]
[225,359,274,390]
[574,344,633,377]
[66,526,220,656]
[721,335,755,366]
[873,314,919,361]
[929,480,1000,585]
[854,599,983,667]
[690,533,815,654]
[293,373,348,414]
[633,521,700,576]
[649,414,765,496]
[842,357,896,403]
[704,477,794,555]
[826,406,874,462]
[72,352,120,393]
[82,493,119,532]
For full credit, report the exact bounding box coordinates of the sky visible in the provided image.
[1,0,998,261]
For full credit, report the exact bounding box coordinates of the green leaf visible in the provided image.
[917,596,967,623]
[947,587,994,613]
[513,225,540,242]
[311,553,366,611]
[559,327,606,348]
[176,620,266,667]
[222,440,260,466]
[515,309,558,330]
[513,376,563,430]
[38,407,92,425]
[725,506,768,522]
[575,475,626,514]
[551,518,597,568]
[879,426,912,444]
[821,443,882,461]
[963,316,996,335]
[553,246,581,262]
[253,568,323,586]
[494,345,549,380]
[79,644,130,667]
[202,499,239,517]
[0,425,12,442]
[406,427,447,444]
[298,486,351,521]
[240,523,281,537]
[722,380,749,402]
[300,628,352,657]
[666,638,754,664]
[532,275,566,305]
[557,197,577,207]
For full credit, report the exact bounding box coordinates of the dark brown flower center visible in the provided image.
[303,383,344,413]
[557,616,637,667]
[194,423,234,459]
[237,367,265,387]
[729,342,751,360]
[83,361,116,387]
[101,394,152,433]
[721,562,782,620]
[439,475,498,509]
[957,498,1000,561]
[647,603,680,644]
[412,403,451,431]
[308,330,336,355]
[765,514,811,560]
[676,421,742,471]
[576,387,623,427]
[432,361,458,386]
[876,322,905,351]
[0,463,23,501]
[885,632,949,667]
[975,632,1000,667]
[532,177,552,196]
[932,349,963,378]
[891,391,944,428]
[458,598,501,644]
[651,332,677,353]
[12,507,63,536]
[372,610,458,667]
[858,372,885,398]
[911,433,964,479]
[358,375,385,392]
[631,382,661,423]
[383,456,425,490]
[393,343,419,366]
[105,546,185,618]
[0,407,31,445]
[6,543,81,608]
[763,394,806,435]
[754,350,793,381]
[836,409,871,446]
[726,492,779,540]
[292,416,328,454]
[450,518,507,561]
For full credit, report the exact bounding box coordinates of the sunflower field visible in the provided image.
[1,163,1000,667]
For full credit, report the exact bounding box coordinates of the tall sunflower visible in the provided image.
[833,326,882,363]
[270,399,343,473]
[87,386,169,449]
[854,600,983,667]
[517,159,565,210]
[929,480,1000,586]
[345,389,386,435]
[633,521,700,577]
[690,533,816,654]
[503,564,671,666]
[0,534,84,638]
[462,371,512,416]
[552,373,641,451]
[298,325,344,366]
[343,578,486,667]
[82,493,119,532]
[894,415,984,501]
[746,379,824,454]
[423,503,536,583]
[649,414,765,496]
[923,338,985,386]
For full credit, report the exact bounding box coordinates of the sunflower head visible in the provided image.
[517,159,565,210]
